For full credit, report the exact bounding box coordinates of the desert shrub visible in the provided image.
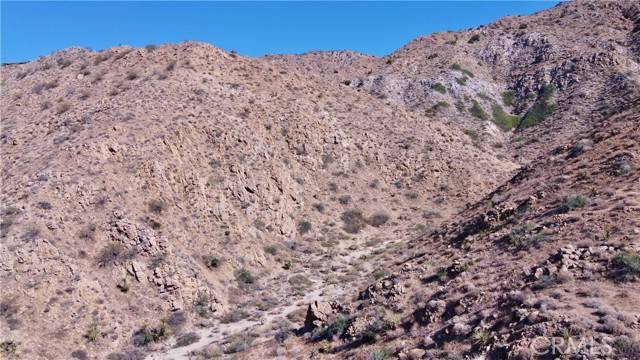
[312,203,325,212]
[462,69,474,78]
[450,63,462,71]
[85,323,100,342]
[166,60,177,71]
[297,220,312,234]
[311,316,347,341]
[370,348,392,360]
[148,199,166,214]
[57,57,72,68]
[55,103,71,115]
[173,332,200,348]
[366,213,389,227]
[338,195,351,205]
[117,278,130,293]
[611,252,640,281]
[224,334,253,354]
[288,274,312,290]
[166,311,187,332]
[557,195,586,213]
[235,269,255,284]
[98,243,125,266]
[220,309,249,324]
[463,128,479,141]
[432,101,450,112]
[145,44,158,52]
[94,52,112,65]
[455,77,468,86]
[340,209,367,234]
[70,349,88,360]
[469,100,488,120]
[78,89,90,100]
[502,90,515,106]
[472,329,492,346]
[431,82,446,94]
[468,34,481,43]
[614,337,640,358]
[133,319,171,346]
[113,48,133,61]
[263,245,278,255]
[126,71,139,81]
[372,269,387,280]
[520,83,556,128]
[491,104,520,131]
[509,225,546,250]
[0,340,18,354]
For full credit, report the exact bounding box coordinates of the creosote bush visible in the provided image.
[341,209,367,234]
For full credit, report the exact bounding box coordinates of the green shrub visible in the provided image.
[557,195,586,213]
[462,69,475,78]
[491,104,520,131]
[450,63,462,71]
[472,329,492,346]
[133,319,171,346]
[220,309,249,324]
[455,77,468,86]
[341,209,367,234]
[520,84,556,129]
[203,255,220,269]
[338,195,351,205]
[298,220,312,234]
[235,269,255,284]
[502,90,515,106]
[0,340,18,354]
[468,34,481,43]
[224,335,253,354]
[463,129,479,141]
[469,100,488,120]
[311,316,347,341]
[431,82,446,94]
[366,213,389,227]
[509,224,546,249]
[263,245,278,255]
[85,323,100,342]
[432,101,450,112]
[372,269,387,280]
[612,252,640,277]
[370,348,392,360]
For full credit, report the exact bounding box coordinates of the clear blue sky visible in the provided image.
[1,1,559,64]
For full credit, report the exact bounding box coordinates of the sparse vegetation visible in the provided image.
[133,319,171,346]
[468,34,481,43]
[431,82,446,94]
[469,100,488,120]
[340,209,367,234]
[491,104,520,131]
[557,195,586,213]
[298,220,312,234]
[235,268,255,284]
[148,199,166,214]
[264,245,278,255]
[85,323,100,342]
[370,348,392,360]
[0,340,18,354]
[220,309,249,324]
[611,252,640,280]
[520,83,556,128]
[502,90,515,106]
[366,213,389,227]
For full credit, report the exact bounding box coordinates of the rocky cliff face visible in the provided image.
[0,1,639,359]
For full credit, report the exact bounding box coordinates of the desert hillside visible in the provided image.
[1,1,639,359]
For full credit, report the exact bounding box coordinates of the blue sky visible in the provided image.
[1,1,558,64]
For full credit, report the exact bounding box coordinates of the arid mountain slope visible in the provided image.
[1,42,512,359]
[0,1,639,360]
